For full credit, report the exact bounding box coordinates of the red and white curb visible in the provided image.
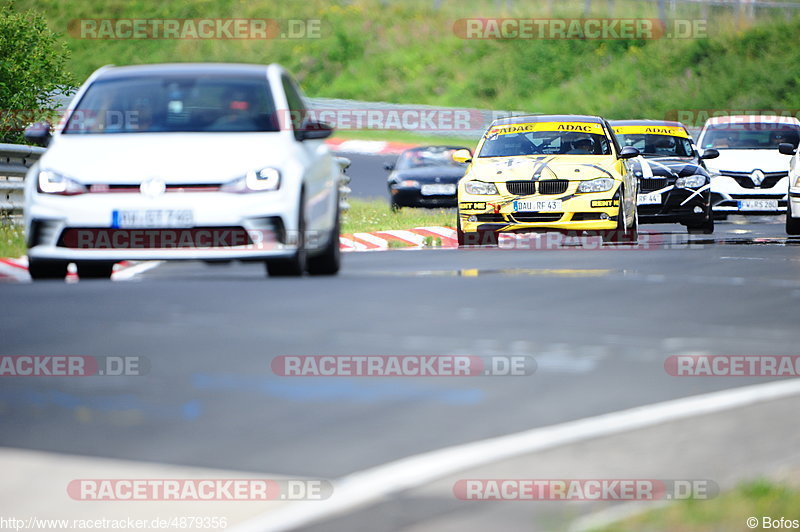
[325,138,420,155]
[0,258,161,282]
[340,226,457,251]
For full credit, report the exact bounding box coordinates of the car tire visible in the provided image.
[28,258,68,281]
[76,261,116,279]
[786,203,800,235]
[457,215,498,246]
[603,190,637,244]
[266,192,307,277]
[686,215,714,235]
[390,200,401,212]
[306,205,340,276]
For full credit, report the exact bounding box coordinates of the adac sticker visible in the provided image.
[488,121,604,137]
[591,199,620,208]
[612,125,690,139]
[460,202,487,210]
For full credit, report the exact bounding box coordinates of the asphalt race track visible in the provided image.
[2,153,800,530]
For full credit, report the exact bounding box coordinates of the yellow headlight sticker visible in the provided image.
[488,121,605,137]
[612,125,690,138]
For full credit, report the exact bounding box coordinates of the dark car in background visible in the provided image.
[386,145,469,209]
[611,119,718,234]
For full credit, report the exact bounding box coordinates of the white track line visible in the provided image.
[112,261,164,280]
[229,379,800,532]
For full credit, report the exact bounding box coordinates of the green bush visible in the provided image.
[0,2,75,144]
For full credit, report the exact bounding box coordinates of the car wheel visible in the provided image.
[306,204,340,276]
[603,190,637,244]
[28,258,68,281]
[76,261,116,279]
[687,214,714,235]
[390,200,401,212]
[786,202,800,235]
[457,215,498,246]
[266,192,307,277]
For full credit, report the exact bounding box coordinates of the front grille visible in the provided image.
[719,171,788,189]
[511,213,562,223]
[87,183,223,193]
[639,178,670,192]
[57,226,255,249]
[506,181,537,196]
[538,180,569,195]
[474,214,506,222]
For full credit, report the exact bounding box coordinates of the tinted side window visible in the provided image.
[282,76,306,139]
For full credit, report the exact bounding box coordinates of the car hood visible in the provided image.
[631,156,708,178]
[703,149,791,173]
[39,132,294,184]
[393,166,465,183]
[467,155,620,181]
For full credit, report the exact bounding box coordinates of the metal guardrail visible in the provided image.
[0,143,44,217]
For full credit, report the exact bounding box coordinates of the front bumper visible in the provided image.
[637,186,711,224]
[711,175,788,215]
[390,186,457,208]
[25,190,300,261]
[458,185,621,234]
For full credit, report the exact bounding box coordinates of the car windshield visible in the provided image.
[395,147,466,170]
[616,133,694,157]
[479,124,611,157]
[63,74,279,134]
[701,124,800,150]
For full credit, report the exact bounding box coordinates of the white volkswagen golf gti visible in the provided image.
[23,63,343,280]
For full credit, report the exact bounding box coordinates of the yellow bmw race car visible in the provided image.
[454,114,641,245]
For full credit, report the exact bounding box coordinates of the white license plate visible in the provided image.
[513,199,562,212]
[637,193,662,205]
[420,184,456,196]
[738,199,779,211]
[112,209,194,228]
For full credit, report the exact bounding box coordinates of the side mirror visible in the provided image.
[297,121,334,141]
[618,146,639,159]
[24,121,52,147]
[778,143,797,156]
[452,148,472,164]
[383,162,395,171]
[700,148,720,160]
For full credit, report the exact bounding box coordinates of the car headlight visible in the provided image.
[221,167,281,193]
[576,178,615,193]
[37,169,87,195]
[464,181,498,195]
[398,180,420,188]
[675,175,707,188]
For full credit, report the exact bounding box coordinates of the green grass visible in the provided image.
[0,222,25,258]
[342,198,454,234]
[13,0,800,125]
[594,479,800,532]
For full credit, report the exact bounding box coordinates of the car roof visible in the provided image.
[704,115,800,126]
[491,114,605,126]
[609,119,687,129]
[94,63,272,81]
